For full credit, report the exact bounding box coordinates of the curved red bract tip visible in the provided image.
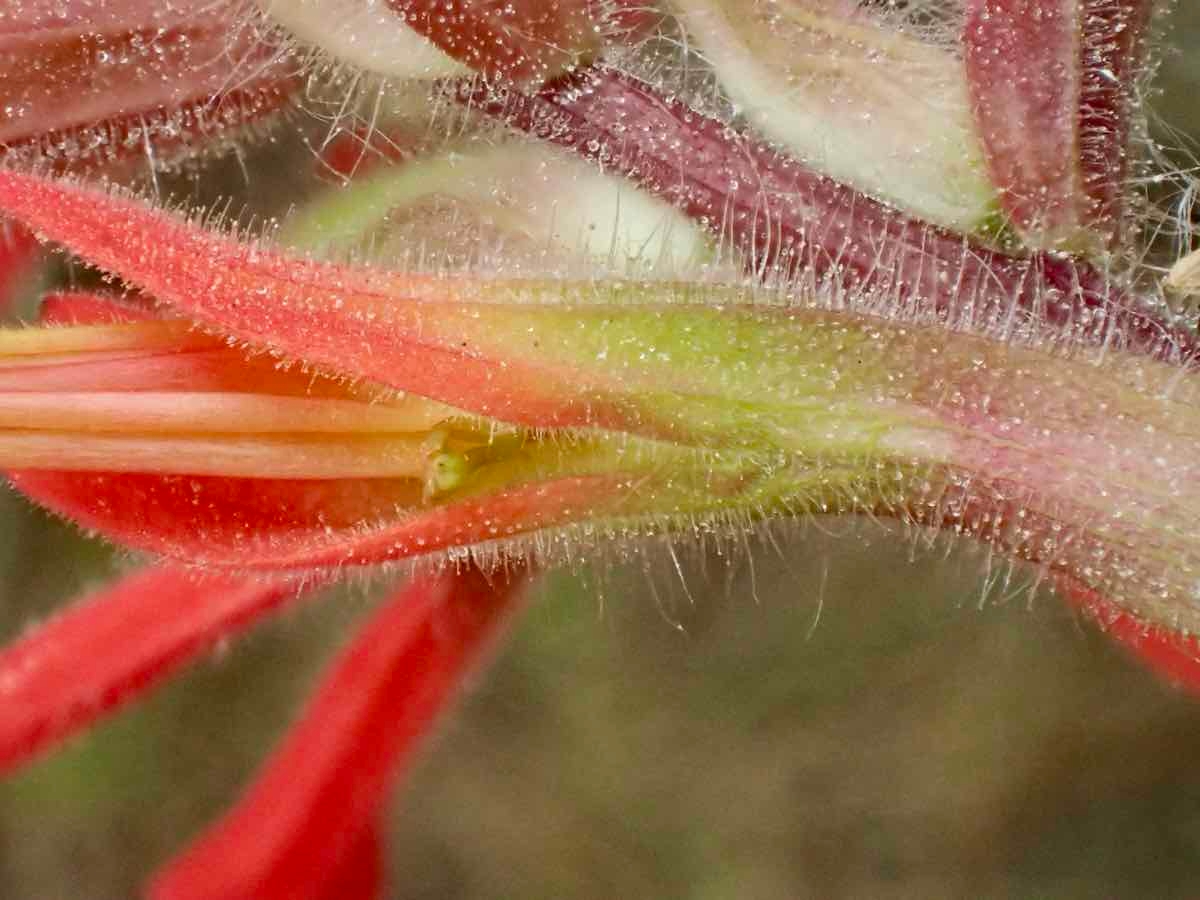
[148,565,528,900]
[1064,579,1200,696]
[0,565,308,774]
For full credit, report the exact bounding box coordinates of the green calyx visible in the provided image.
[258,139,1200,632]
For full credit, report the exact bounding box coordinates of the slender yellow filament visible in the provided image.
[0,322,204,359]
[0,432,434,479]
[0,392,453,435]
[0,325,478,479]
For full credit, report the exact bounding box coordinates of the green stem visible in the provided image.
[427,299,1200,633]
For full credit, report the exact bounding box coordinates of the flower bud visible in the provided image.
[672,0,997,230]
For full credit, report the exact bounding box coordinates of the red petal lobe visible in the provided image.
[0,565,306,773]
[148,566,528,900]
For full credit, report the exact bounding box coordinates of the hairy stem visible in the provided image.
[471,65,1196,361]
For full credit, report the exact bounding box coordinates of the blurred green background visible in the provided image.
[2,5,1200,899]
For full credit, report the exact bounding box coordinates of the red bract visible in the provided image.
[4,171,1200,664]
[0,290,624,568]
[149,565,527,900]
[0,171,627,428]
[0,566,305,772]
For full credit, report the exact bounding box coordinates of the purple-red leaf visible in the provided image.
[148,565,528,900]
[0,565,306,773]
[963,0,1151,249]
[0,0,298,171]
